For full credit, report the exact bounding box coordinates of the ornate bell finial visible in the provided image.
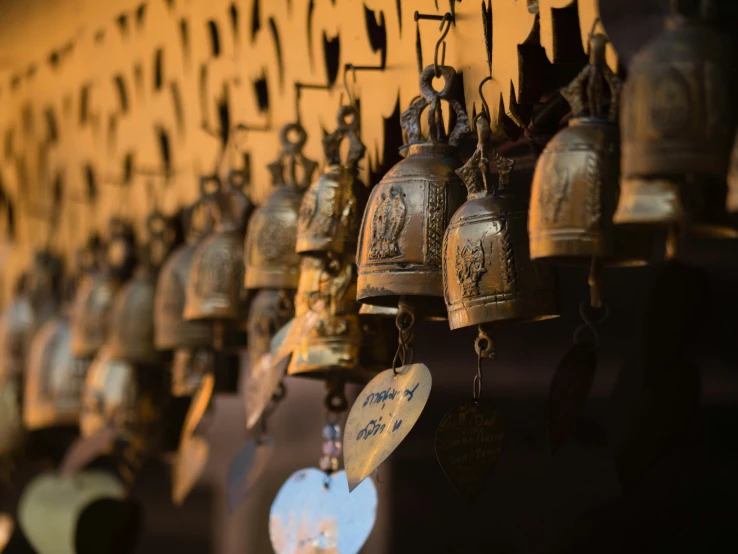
[244,123,317,290]
[296,105,368,258]
[614,1,736,237]
[444,116,558,330]
[356,64,470,318]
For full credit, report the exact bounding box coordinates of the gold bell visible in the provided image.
[244,123,317,290]
[246,288,294,368]
[296,105,367,257]
[445,117,558,330]
[614,0,736,237]
[529,33,649,267]
[356,65,469,315]
[80,348,137,441]
[71,222,136,358]
[287,257,387,384]
[184,175,250,324]
[23,316,84,431]
[154,202,214,351]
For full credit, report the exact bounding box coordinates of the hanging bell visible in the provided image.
[614,0,737,237]
[23,316,84,431]
[244,123,317,290]
[70,222,136,358]
[356,65,470,315]
[287,256,388,384]
[80,348,137,442]
[26,249,65,328]
[246,288,295,368]
[0,275,34,381]
[529,33,650,266]
[185,175,250,323]
[445,117,558,330]
[296,105,368,257]
[155,201,214,351]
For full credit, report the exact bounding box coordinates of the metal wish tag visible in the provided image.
[434,400,504,504]
[547,342,597,455]
[242,350,289,431]
[344,363,432,491]
[172,435,209,506]
[227,434,276,512]
[183,373,215,437]
[269,468,377,554]
[270,300,325,369]
[0,513,12,552]
[58,424,117,476]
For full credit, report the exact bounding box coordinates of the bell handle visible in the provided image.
[401,65,470,147]
[322,105,366,168]
[268,123,318,191]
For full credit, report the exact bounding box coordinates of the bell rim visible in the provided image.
[244,269,300,291]
[446,292,559,331]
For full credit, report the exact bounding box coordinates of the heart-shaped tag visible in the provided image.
[344,363,432,491]
[58,424,117,476]
[548,342,597,455]
[242,352,290,431]
[269,468,377,554]
[227,434,276,512]
[434,400,504,504]
[172,435,209,505]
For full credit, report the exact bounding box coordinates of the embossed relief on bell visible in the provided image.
[356,65,470,309]
[444,117,558,331]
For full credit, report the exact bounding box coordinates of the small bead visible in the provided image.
[319,456,332,472]
[322,440,342,457]
[332,440,342,457]
[322,423,341,441]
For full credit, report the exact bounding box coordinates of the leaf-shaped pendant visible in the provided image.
[548,342,597,455]
[227,434,276,512]
[344,363,431,491]
[172,435,209,506]
[434,400,504,504]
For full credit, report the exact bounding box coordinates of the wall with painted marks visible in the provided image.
[0,0,609,302]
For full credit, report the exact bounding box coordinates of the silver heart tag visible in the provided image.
[269,468,377,554]
[344,363,432,491]
[227,434,276,512]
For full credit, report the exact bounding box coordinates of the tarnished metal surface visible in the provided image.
[530,34,650,266]
[269,468,377,554]
[244,123,316,290]
[24,316,85,430]
[615,6,737,236]
[434,399,504,504]
[343,363,432,491]
[444,118,558,330]
[155,241,213,350]
[297,105,367,257]
[107,268,160,365]
[356,65,469,313]
[70,271,119,358]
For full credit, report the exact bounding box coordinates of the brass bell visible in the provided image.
[614,0,737,237]
[184,174,251,325]
[296,105,368,257]
[246,288,295,369]
[154,202,214,351]
[80,348,137,442]
[356,65,470,315]
[26,249,65,328]
[23,316,84,431]
[445,117,558,330]
[70,222,136,358]
[287,256,388,384]
[244,123,317,290]
[529,33,650,267]
[0,274,34,381]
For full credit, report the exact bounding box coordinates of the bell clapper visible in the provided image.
[392,297,416,375]
[473,325,496,403]
[665,225,680,261]
[587,257,604,310]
